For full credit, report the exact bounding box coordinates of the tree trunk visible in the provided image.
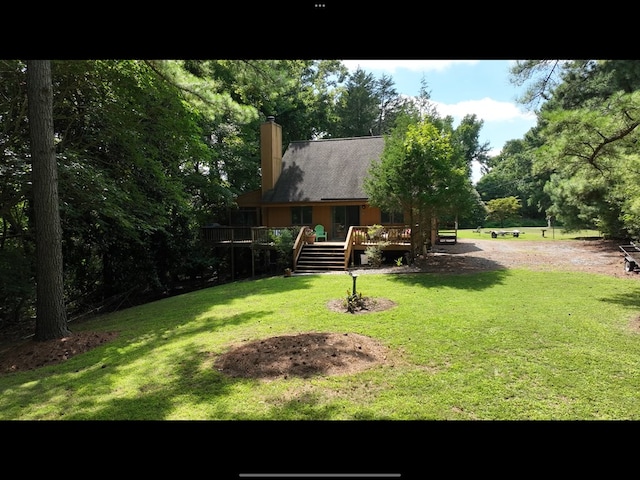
[27,60,71,340]
[430,212,438,250]
[407,203,416,264]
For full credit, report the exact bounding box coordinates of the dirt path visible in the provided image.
[350,237,636,279]
[442,237,630,277]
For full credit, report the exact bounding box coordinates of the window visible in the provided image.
[291,206,313,225]
[232,208,258,226]
[381,210,404,224]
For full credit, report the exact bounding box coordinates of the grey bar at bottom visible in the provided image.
[239,475,401,478]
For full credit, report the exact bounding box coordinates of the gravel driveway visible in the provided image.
[351,238,637,279]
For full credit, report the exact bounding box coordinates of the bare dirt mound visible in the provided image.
[214,332,391,380]
[0,331,118,375]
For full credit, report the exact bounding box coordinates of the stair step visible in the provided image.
[295,243,347,272]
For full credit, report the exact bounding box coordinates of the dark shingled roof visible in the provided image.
[263,136,385,203]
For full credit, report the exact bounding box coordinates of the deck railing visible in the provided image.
[201,226,252,243]
[202,225,412,246]
[202,225,412,272]
[349,225,412,246]
[201,226,301,245]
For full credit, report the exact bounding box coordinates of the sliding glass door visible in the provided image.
[331,206,360,240]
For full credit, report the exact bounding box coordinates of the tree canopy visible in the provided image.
[364,115,472,257]
[502,60,640,237]
[486,196,522,227]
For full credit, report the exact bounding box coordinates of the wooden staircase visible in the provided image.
[295,242,346,273]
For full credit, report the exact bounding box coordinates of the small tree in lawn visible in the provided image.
[364,116,466,262]
[486,196,522,227]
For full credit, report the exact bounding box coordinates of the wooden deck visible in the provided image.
[201,225,414,274]
[200,225,412,249]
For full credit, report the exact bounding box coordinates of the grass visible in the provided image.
[457,227,602,240]
[1,259,640,420]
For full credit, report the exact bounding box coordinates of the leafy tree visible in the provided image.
[177,59,349,218]
[456,188,488,228]
[49,61,200,305]
[420,107,490,228]
[26,60,71,340]
[476,136,550,223]
[509,60,566,109]
[364,116,466,259]
[0,60,35,325]
[373,73,413,135]
[180,59,347,144]
[511,60,640,237]
[1,58,359,329]
[411,76,440,120]
[449,114,491,177]
[332,67,380,137]
[538,87,640,235]
[542,173,620,233]
[486,196,522,227]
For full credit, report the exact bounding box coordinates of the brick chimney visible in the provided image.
[260,115,283,195]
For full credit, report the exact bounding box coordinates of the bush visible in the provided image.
[364,224,389,267]
[364,244,385,267]
[367,224,384,241]
[272,228,294,271]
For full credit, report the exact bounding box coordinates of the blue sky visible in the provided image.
[341,60,538,183]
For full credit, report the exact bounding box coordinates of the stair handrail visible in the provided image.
[292,226,308,271]
[344,226,355,270]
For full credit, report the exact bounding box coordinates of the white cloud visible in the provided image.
[338,59,538,184]
[431,97,536,123]
[341,60,479,73]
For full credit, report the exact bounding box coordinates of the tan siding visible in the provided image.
[361,206,381,226]
[312,206,332,235]
[263,206,290,227]
[236,189,262,208]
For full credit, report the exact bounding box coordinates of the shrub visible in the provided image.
[364,244,385,267]
[368,224,384,241]
[272,229,294,270]
[344,289,368,313]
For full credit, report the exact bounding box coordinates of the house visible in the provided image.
[207,116,453,275]
[235,116,405,239]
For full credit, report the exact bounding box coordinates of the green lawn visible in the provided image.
[1,262,639,420]
[457,227,602,240]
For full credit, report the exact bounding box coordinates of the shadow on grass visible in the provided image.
[261,392,350,420]
[387,268,510,292]
[88,272,318,331]
[0,286,299,419]
[431,241,484,254]
[597,283,640,311]
[55,309,274,420]
[0,273,324,417]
